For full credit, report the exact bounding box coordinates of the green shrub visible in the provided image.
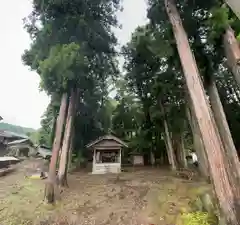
[177,212,217,225]
[237,33,240,41]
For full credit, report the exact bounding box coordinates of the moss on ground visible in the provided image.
[146,177,212,225]
[176,211,217,225]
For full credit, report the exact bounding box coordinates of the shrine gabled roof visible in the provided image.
[86,134,128,148]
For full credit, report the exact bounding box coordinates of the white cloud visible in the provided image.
[0,0,147,129]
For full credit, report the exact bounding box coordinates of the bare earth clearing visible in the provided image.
[0,160,209,225]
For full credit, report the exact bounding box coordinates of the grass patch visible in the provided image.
[176,211,217,225]
[0,179,57,225]
[146,178,211,225]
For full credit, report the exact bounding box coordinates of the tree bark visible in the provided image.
[179,133,187,169]
[50,116,57,147]
[57,89,76,187]
[186,106,209,177]
[207,80,240,185]
[185,81,209,177]
[150,151,155,166]
[223,26,240,87]
[68,131,75,171]
[159,99,177,170]
[172,133,182,167]
[163,119,177,170]
[45,93,68,203]
[67,89,80,171]
[165,0,240,223]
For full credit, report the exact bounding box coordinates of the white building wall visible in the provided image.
[133,155,144,165]
[92,163,121,174]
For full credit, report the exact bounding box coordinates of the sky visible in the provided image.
[0,0,147,129]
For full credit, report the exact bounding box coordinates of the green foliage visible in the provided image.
[121,3,187,157]
[39,43,85,93]
[116,0,240,162]
[72,151,86,167]
[177,212,214,225]
[23,0,122,154]
[22,0,240,166]
[207,5,233,42]
[28,131,40,145]
[237,32,240,41]
[37,95,59,147]
[96,97,117,134]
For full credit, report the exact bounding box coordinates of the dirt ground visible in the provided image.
[0,160,210,225]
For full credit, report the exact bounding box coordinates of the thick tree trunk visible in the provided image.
[150,151,155,166]
[50,116,57,147]
[68,132,74,171]
[207,80,240,184]
[165,0,240,223]
[172,134,182,166]
[186,106,209,177]
[67,89,79,171]
[159,100,177,170]
[45,93,68,203]
[163,119,177,170]
[223,26,240,86]
[179,133,187,168]
[57,89,76,187]
[185,81,209,177]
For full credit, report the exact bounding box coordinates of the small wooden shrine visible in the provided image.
[86,134,128,174]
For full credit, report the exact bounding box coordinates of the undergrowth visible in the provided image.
[177,211,217,225]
